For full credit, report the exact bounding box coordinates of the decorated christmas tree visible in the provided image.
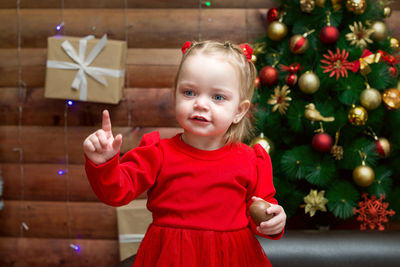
[251,0,399,230]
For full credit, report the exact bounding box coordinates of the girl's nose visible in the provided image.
[193,96,209,111]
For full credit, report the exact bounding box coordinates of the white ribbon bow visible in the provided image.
[46,34,125,101]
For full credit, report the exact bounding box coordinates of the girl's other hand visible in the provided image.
[255,202,286,236]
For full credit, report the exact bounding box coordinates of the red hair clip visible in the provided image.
[181,41,192,54]
[239,44,253,62]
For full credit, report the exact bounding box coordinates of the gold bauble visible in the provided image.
[300,0,315,13]
[289,34,309,54]
[298,71,320,94]
[360,88,382,110]
[370,21,388,42]
[250,133,274,154]
[330,0,343,11]
[383,6,392,18]
[376,137,392,158]
[382,88,400,110]
[316,0,326,8]
[251,54,257,63]
[389,37,400,51]
[346,0,367,14]
[353,164,375,187]
[267,21,288,41]
[348,105,368,125]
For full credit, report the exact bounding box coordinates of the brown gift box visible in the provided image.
[117,199,152,261]
[45,35,126,104]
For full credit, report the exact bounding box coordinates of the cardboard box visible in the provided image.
[45,35,126,104]
[117,199,152,261]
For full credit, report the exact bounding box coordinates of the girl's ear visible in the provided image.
[233,100,251,124]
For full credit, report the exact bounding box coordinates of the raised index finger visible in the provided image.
[102,110,113,136]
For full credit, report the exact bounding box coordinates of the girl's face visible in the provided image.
[175,54,249,149]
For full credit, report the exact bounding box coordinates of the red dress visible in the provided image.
[85,132,283,266]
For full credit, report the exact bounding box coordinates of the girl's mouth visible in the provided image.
[191,115,209,122]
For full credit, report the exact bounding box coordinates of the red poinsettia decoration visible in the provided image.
[239,44,253,62]
[321,48,353,80]
[353,193,395,231]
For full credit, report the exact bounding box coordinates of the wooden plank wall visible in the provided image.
[1,1,400,266]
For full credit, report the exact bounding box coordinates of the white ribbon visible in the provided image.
[119,234,145,243]
[46,34,125,101]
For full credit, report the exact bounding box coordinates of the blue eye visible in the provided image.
[183,90,194,96]
[213,94,225,101]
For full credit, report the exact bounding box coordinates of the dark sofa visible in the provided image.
[258,230,400,267]
[118,230,400,267]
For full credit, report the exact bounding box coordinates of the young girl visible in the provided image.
[84,40,286,266]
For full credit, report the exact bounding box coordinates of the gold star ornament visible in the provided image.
[346,21,374,49]
[302,189,328,217]
[267,85,292,115]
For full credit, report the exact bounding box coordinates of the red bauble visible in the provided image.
[312,132,333,152]
[254,77,261,87]
[259,66,279,86]
[267,7,279,22]
[389,66,397,77]
[319,26,340,44]
[285,73,297,86]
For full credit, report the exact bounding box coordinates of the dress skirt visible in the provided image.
[132,224,273,267]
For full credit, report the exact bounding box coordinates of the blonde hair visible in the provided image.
[173,40,257,144]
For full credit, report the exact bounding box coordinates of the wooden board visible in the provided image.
[0,200,117,239]
[0,126,182,163]
[0,48,181,87]
[1,163,148,201]
[0,0,275,9]
[1,0,400,10]
[0,62,178,88]
[0,8,267,48]
[1,163,98,201]
[0,237,119,267]
[2,8,400,49]
[0,88,178,127]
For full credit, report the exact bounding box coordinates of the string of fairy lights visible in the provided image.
[56,0,81,253]
[245,0,249,42]
[15,0,28,263]
[198,1,214,41]
[124,0,132,127]
[198,1,203,41]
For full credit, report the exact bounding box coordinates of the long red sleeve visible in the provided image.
[85,131,162,206]
[246,144,284,240]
